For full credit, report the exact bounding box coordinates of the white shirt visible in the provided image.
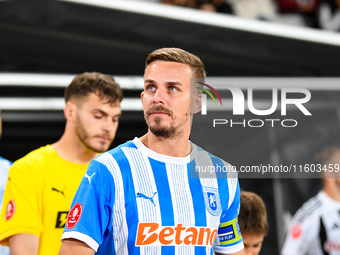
[282,190,340,255]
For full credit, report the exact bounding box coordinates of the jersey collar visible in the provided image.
[132,137,197,164]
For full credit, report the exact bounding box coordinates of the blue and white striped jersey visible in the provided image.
[62,138,243,255]
[0,156,12,255]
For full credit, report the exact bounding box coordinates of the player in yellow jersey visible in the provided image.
[0,72,123,255]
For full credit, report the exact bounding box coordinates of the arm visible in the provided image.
[60,159,115,253]
[0,160,43,252]
[214,171,244,255]
[59,239,95,255]
[9,233,39,255]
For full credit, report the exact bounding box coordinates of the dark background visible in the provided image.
[1,1,340,254]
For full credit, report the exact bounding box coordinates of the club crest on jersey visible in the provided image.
[66,203,83,229]
[291,224,302,239]
[5,200,15,221]
[203,187,221,216]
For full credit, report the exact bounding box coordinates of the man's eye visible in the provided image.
[147,85,155,91]
[169,86,177,92]
[94,115,102,119]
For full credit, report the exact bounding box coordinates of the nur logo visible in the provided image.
[196,82,222,115]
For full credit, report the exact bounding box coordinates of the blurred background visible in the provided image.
[1,0,340,254]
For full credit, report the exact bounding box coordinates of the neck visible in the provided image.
[51,132,97,165]
[324,185,340,202]
[140,131,191,157]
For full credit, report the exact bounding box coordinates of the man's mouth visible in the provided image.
[149,111,169,116]
[96,136,111,142]
[146,106,172,117]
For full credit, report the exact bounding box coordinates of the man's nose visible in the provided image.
[153,88,166,104]
[102,118,116,133]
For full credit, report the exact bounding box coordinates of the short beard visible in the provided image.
[149,116,177,139]
[145,105,180,139]
[76,114,106,153]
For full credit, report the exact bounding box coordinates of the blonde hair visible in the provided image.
[146,48,206,79]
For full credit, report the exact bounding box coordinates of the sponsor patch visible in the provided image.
[203,186,221,216]
[324,241,340,252]
[218,217,242,245]
[135,223,217,246]
[5,200,15,221]
[291,224,302,239]
[218,225,235,242]
[55,211,69,228]
[66,203,83,229]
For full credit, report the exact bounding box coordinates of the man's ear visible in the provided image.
[141,91,145,102]
[64,101,76,122]
[191,92,202,115]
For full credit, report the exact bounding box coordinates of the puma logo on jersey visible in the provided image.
[52,187,66,197]
[85,173,96,184]
[137,192,157,206]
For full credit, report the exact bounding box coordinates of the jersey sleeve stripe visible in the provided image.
[61,231,99,252]
[227,175,237,209]
[95,152,129,254]
[213,241,244,254]
[295,197,322,223]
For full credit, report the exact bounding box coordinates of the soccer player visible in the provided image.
[0,72,123,255]
[59,48,245,255]
[0,110,12,255]
[281,146,340,255]
[239,191,268,255]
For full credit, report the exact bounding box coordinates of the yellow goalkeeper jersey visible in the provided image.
[0,145,89,255]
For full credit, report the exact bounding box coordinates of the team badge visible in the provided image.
[66,203,83,229]
[291,224,302,239]
[5,200,15,221]
[203,187,221,216]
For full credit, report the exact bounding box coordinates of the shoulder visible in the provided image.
[293,192,323,224]
[10,145,54,175]
[0,156,12,170]
[93,140,136,171]
[194,144,237,179]
[195,144,233,166]
[14,145,53,164]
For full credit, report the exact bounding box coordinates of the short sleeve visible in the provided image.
[0,160,43,245]
[213,180,244,254]
[61,159,115,252]
[281,209,316,255]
